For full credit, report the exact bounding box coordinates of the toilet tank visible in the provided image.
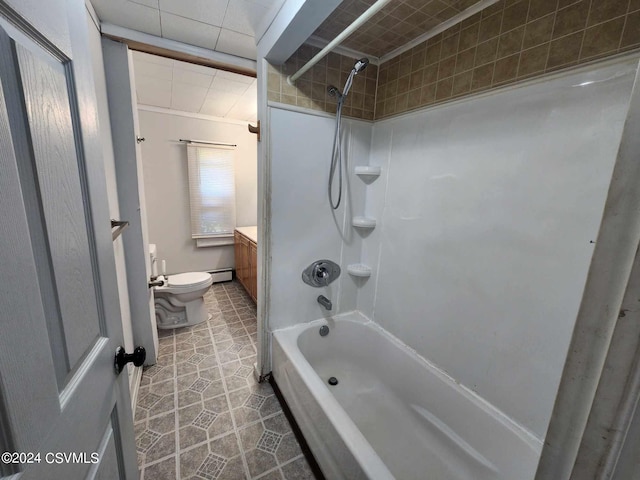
[149,244,158,276]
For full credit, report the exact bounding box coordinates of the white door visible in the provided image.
[0,0,138,479]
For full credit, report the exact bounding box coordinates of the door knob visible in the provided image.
[114,346,146,374]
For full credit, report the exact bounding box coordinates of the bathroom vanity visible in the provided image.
[234,226,257,302]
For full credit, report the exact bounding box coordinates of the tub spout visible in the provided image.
[317,295,332,310]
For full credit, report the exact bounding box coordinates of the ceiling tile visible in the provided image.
[128,0,159,8]
[160,12,221,50]
[176,60,219,75]
[227,102,256,121]
[210,76,251,95]
[132,51,256,118]
[226,84,257,121]
[222,0,268,36]
[253,0,285,8]
[136,75,172,107]
[200,90,240,117]
[133,60,173,81]
[132,50,173,66]
[215,69,255,84]
[171,82,209,111]
[173,68,214,88]
[215,28,257,60]
[92,0,161,36]
[158,0,229,26]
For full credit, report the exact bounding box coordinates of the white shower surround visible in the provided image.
[267,57,639,477]
[269,107,372,330]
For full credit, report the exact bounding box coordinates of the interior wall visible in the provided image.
[268,2,640,122]
[138,109,257,274]
[359,59,638,440]
[268,106,371,331]
[267,45,378,120]
[85,9,135,377]
[375,0,640,119]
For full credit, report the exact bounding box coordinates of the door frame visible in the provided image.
[0,0,138,477]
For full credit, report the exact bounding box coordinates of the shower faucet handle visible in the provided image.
[314,265,329,285]
[302,260,340,287]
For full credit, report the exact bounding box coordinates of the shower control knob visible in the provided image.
[114,346,146,375]
[302,260,341,287]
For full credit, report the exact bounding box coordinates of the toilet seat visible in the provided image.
[156,272,212,293]
[168,272,211,289]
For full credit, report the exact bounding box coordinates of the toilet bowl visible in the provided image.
[150,244,213,329]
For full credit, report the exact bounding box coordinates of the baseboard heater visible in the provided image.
[208,268,233,283]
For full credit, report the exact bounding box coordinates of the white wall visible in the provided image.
[268,106,371,331]
[85,9,134,376]
[360,60,637,440]
[138,109,257,274]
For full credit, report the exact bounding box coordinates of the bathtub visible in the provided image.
[272,312,542,480]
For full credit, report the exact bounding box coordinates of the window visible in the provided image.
[186,144,236,243]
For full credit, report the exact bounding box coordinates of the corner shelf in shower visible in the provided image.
[354,166,381,179]
[352,216,376,229]
[347,264,372,277]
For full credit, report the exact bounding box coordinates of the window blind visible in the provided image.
[186,144,236,239]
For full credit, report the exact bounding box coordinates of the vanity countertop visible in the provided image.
[235,226,257,244]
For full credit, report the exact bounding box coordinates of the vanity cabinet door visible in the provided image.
[234,231,252,291]
[249,242,257,302]
[234,230,257,302]
[234,231,243,284]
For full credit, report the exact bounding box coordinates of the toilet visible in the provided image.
[149,244,213,329]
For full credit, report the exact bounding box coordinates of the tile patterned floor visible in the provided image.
[135,280,315,480]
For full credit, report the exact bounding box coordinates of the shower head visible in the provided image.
[353,58,369,74]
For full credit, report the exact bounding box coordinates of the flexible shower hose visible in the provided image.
[329,68,357,210]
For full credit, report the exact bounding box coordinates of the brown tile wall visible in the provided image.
[375,0,640,119]
[267,44,378,120]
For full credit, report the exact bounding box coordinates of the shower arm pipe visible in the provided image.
[286,0,393,85]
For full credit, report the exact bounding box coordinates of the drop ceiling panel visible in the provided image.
[133,60,173,80]
[211,76,251,95]
[157,0,229,26]
[216,29,257,59]
[170,83,209,111]
[132,52,257,122]
[92,0,286,62]
[179,61,220,75]
[312,0,482,58]
[93,0,161,36]
[159,12,221,50]
[216,70,254,84]
[222,0,269,36]
[200,90,241,117]
[227,82,257,121]
[130,0,158,8]
[172,68,214,88]
[132,50,173,65]
[136,75,172,107]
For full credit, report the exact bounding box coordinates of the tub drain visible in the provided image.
[328,377,338,386]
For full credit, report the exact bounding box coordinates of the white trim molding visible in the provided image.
[137,104,254,126]
[101,23,257,75]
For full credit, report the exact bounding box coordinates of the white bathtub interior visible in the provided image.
[268,57,640,479]
[274,314,540,480]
